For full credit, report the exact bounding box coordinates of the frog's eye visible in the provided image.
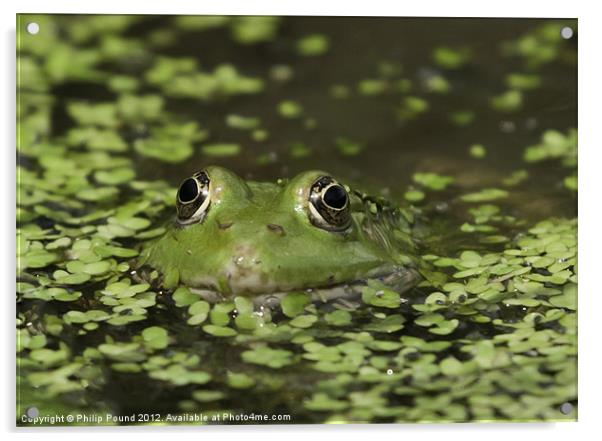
[176,171,211,225]
[308,176,351,232]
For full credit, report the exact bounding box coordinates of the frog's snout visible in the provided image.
[230,243,263,269]
[220,243,276,294]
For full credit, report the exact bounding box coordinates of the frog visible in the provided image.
[137,166,421,305]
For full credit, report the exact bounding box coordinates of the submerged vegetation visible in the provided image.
[17,15,577,424]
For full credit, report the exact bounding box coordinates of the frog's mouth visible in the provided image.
[184,265,420,307]
[137,240,421,307]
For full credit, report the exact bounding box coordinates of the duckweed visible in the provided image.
[424,75,451,94]
[490,90,523,112]
[460,188,508,202]
[404,189,425,202]
[397,96,429,119]
[432,46,472,70]
[469,144,487,159]
[241,347,295,369]
[357,79,388,96]
[230,17,281,45]
[501,21,575,68]
[281,292,310,318]
[524,129,577,165]
[297,34,330,56]
[449,110,475,126]
[226,114,261,130]
[278,100,304,119]
[335,138,363,156]
[201,143,241,157]
[413,173,454,191]
[506,73,541,90]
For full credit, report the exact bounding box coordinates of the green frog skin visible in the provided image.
[138,166,419,303]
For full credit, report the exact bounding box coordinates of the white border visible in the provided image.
[0,0,584,17]
[3,1,600,440]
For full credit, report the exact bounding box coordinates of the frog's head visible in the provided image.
[140,166,410,297]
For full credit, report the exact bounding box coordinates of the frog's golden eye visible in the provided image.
[308,176,351,232]
[176,170,211,225]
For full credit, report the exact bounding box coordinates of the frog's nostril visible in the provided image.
[266,223,286,236]
[218,221,234,230]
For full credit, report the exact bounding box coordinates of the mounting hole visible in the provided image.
[26,406,39,418]
[26,22,40,35]
[561,26,573,40]
[559,402,573,415]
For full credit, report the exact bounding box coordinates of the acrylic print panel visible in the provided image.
[16,14,577,426]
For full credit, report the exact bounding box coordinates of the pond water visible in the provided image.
[17,15,577,424]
